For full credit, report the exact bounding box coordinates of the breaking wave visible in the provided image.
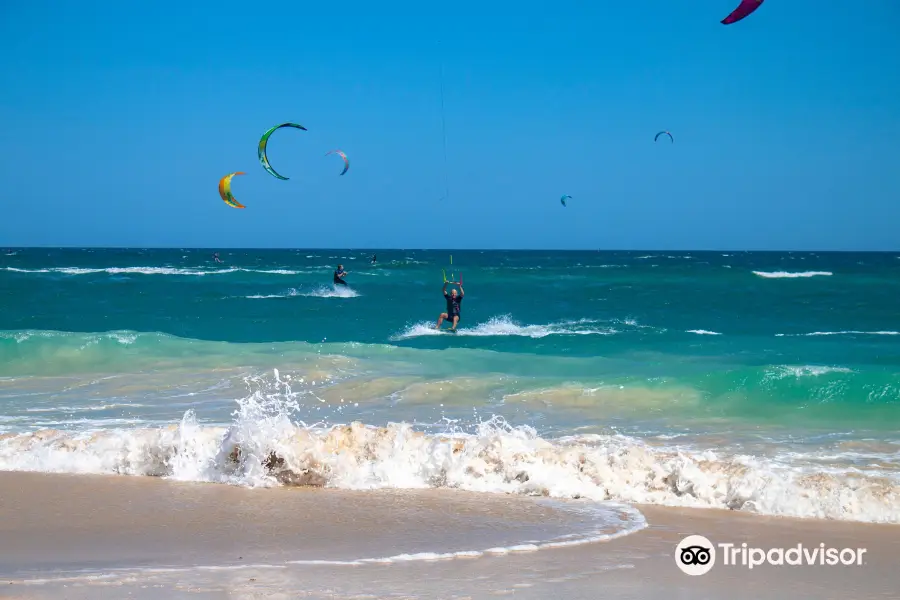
[753,271,833,279]
[392,316,616,340]
[1,371,898,524]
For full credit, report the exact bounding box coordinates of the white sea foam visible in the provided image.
[4,266,305,276]
[763,365,853,380]
[243,293,295,299]
[752,271,833,279]
[243,288,303,299]
[685,330,722,336]
[0,371,898,524]
[299,285,360,298]
[0,330,139,345]
[24,403,147,413]
[392,316,616,340]
[243,285,359,299]
[775,331,900,337]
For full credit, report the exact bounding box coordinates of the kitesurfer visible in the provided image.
[333,264,348,286]
[435,281,464,331]
[213,252,222,264]
[371,254,377,265]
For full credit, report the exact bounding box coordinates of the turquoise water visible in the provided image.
[1,248,899,523]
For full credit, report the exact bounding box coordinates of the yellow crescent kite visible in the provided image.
[218,172,246,209]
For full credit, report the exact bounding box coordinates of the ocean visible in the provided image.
[1,247,899,539]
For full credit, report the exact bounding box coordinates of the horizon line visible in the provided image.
[1,246,898,253]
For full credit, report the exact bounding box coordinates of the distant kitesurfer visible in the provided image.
[333,264,348,286]
[371,254,377,265]
[213,252,222,264]
[435,281,464,331]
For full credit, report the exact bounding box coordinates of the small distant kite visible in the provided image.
[721,0,764,25]
[655,131,674,143]
[218,172,246,209]
[560,194,572,207]
[258,122,307,180]
[326,150,350,176]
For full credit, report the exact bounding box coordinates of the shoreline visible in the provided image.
[1,471,898,599]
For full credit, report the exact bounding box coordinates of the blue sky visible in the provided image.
[1,1,898,250]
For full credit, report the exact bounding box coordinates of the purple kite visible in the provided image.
[721,0,764,25]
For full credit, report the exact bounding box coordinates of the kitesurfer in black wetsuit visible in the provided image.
[435,281,464,330]
[213,252,222,264]
[333,264,348,286]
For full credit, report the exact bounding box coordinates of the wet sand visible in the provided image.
[1,471,898,599]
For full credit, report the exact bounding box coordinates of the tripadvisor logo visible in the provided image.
[676,535,716,576]
[675,535,867,575]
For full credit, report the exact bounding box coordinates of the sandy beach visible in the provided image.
[1,471,897,599]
